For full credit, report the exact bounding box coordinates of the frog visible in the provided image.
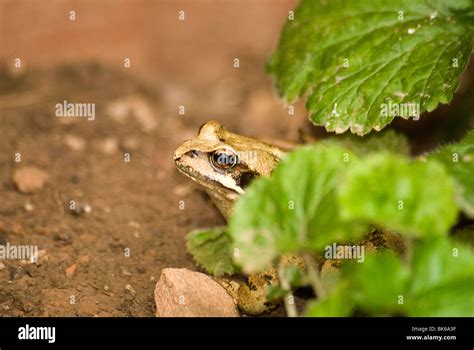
[173,120,403,315]
[173,120,302,315]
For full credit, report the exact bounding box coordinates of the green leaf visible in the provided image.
[229,145,369,274]
[338,153,458,237]
[268,0,474,135]
[406,239,474,316]
[266,285,287,301]
[305,285,354,317]
[282,265,307,287]
[321,129,410,156]
[307,238,474,317]
[342,252,409,315]
[186,227,238,277]
[407,278,474,316]
[428,130,474,217]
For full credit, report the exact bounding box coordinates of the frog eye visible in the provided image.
[210,148,239,172]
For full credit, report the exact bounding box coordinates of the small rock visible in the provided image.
[96,137,119,155]
[125,284,136,296]
[120,266,132,276]
[106,99,130,123]
[128,221,141,229]
[173,184,193,197]
[65,263,77,278]
[24,202,34,212]
[154,268,239,317]
[0,262,5,270]
[103,285,110,291]
[64,134,86,151]
[81,203,92,214]
[68,202,92,216]
[19,259,30,266]
[12,166,49,193]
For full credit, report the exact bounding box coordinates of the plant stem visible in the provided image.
[303,253,326,299]
[277,263,298,318]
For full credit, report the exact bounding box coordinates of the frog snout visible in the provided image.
[174,140,192,162]
[174,149,200,162]
[174,139,200,162]
[173,149,182,161]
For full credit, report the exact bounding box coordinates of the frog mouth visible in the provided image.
[176,165,244,195]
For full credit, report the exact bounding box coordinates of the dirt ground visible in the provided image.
[0,59,312,316]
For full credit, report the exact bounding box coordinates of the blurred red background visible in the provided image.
[0,0,298,88]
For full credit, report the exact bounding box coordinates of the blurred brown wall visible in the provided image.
[0,0,298,87]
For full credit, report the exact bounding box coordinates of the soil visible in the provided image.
[0,61,308,316]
